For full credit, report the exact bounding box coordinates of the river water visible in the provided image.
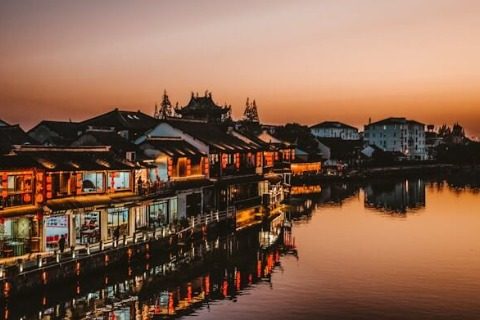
[4,176,480,319]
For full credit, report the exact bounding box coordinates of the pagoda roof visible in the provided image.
[176,92,230,117]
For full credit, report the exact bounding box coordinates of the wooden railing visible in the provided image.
[176,207,236,236]
[0,207,236,280]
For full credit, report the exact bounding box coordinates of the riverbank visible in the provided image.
[292,163,470,184]
[0,210,235,298]
[0,205,286,299]
[1,215,286,319]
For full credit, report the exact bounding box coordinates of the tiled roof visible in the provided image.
[28,120,82,142]
[0,125,38,154]
[366,117,424,128]
[141,137,204,157]
[2,146,135,171]
[165,119,261,153]
[310,121,357,130]
[81,108,158,135]
[71,130,140,155]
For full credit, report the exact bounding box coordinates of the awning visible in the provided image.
[265,173,283,184]
[215,174,264,186]
[44,195,112,212]
[143,139,204,157]
[0,205,41,218]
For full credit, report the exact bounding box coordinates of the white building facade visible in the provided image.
[310,121,360,140]
[363,117,427,160]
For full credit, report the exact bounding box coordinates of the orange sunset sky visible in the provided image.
[1,1,479,137]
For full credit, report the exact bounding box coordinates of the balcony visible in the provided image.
[222,165,256,176]
[0,193,34,209]
[234,195,262,210]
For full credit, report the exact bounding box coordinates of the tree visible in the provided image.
[154,90,173,119]
[451,122,465,138]
[243,98,259,123]
[275,123,320,154]
[438,124,451,137]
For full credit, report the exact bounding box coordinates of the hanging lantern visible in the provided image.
[256,152,262,168]
[234,153,240,169]
[75,173,82,195]
[23,193,32,204]
[46,174,52,199]
[221,153,228,169]
[1,172,7,199]
[186,158,191,176]
[167,158,173,178]
[203,157,209,177]
[110,173,115,192]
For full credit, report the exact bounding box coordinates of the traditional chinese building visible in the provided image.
[257,130,295,174]
[28,120,83,146]
[80,108,159,141]
[71,127,141,162]
[0,145,141,257]
[175,91,231,123]
[0,125,38,155]
[137,118,265,216]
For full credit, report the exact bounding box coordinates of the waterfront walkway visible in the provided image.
[0,209,235,280]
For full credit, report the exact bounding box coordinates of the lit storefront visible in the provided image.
[0,169,40,257]
[291,162,322,175]
[134,206,149,230]
[107,207,129,238]
[0,214,41,257]
[149,198,178,227]
[44,213,69,250]
[75,211,101,245]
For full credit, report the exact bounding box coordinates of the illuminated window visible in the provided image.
[108,171,131,191]
[82,172,104,193]
[107,208,129,238]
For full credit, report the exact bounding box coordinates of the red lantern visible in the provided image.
[186,158,191,176]
[35,193,44,204]
[23,193,32,204]
[1,172,8,199]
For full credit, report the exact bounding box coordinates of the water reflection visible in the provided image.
[364,179,426,214]
[5,173,480,319]
[4,220,294,320]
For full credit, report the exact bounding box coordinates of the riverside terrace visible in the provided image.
[0,144,288,264]
[0,146,139,261]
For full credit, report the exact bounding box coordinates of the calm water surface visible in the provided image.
[5,178,480,319]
